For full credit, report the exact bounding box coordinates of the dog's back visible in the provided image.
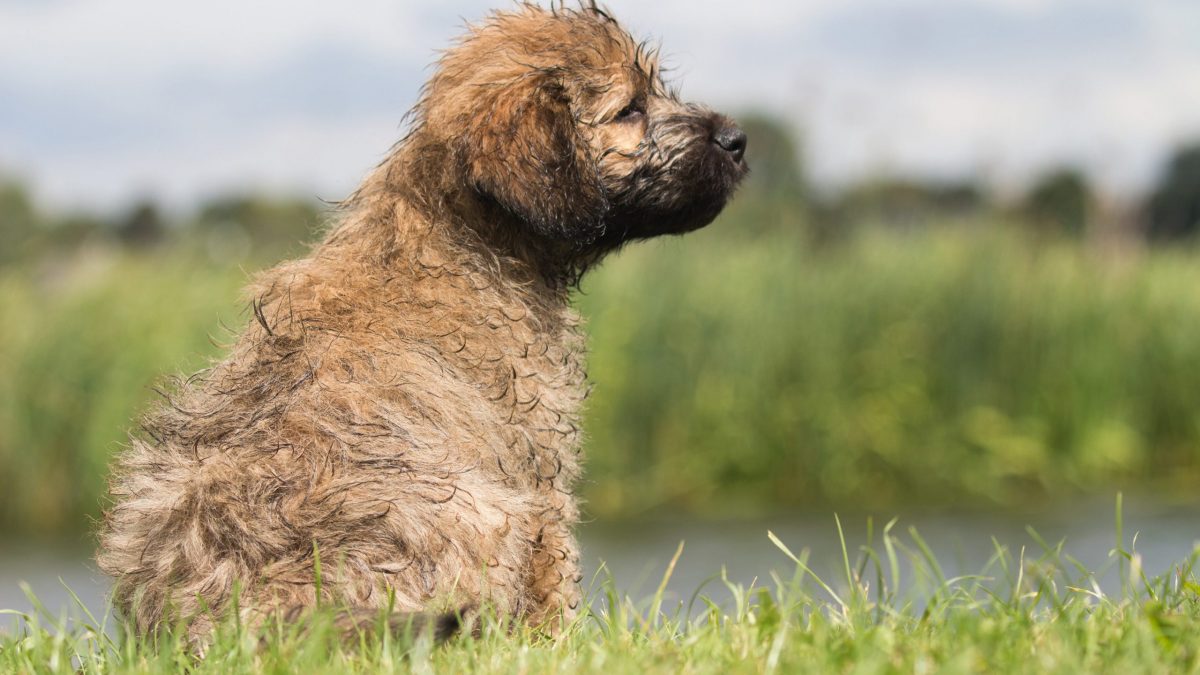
[99,207,587,638]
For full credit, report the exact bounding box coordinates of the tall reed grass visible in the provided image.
[2,224,1199,535]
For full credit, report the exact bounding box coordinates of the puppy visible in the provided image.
[98,1,747,642]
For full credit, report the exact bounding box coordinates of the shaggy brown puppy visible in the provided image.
[98,1,746,642]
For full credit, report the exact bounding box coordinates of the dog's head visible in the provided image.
[411,2,747,262]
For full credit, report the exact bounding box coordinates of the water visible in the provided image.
[583,501,1200,607]
[3,498,1199,629]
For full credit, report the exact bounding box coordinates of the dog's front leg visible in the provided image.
[524,492,583,632]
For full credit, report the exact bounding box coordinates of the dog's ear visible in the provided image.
[459,73,608,242]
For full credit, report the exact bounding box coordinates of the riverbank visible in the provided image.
[4,502,1199,673]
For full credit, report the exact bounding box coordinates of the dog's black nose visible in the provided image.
[712,125,747,162]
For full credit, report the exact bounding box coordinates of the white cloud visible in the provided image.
[0,0,495,88]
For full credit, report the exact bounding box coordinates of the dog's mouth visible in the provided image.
[606,166,745,240]
[650,133,747,234]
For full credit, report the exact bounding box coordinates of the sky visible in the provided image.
[1,0,1199,211]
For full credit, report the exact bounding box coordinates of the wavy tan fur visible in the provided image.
[98,1,747,644]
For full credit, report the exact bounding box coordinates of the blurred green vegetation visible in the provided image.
[1021,167,1094,237]
[0,256,244,534]
[581,225,1200,518]
[2,124,1200,538]
[1148,143,1200,241]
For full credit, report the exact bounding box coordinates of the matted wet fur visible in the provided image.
[98,1,746,644]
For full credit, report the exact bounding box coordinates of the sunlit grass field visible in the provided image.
[4,506,1200,674]
[3,223,1200,536]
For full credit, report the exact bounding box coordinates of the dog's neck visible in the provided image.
[316,168,578,325]
[306,169,588,423]
[325,140,617,290]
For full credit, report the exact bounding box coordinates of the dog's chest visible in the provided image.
[454,305,588,487]
[371,282,588,487]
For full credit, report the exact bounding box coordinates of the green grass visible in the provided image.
[4,508,1200,673]
[5,223,1200,536]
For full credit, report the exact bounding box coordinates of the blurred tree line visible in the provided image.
[3,115,1200,265]
[732,114,1200,245]
[0,186,324,269]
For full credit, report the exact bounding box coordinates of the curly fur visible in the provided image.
[97,1,746,643]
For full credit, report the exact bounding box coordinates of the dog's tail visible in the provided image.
[265,604,474,647]
[332,606,471,644]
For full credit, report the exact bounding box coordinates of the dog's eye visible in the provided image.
[614,100,645,122]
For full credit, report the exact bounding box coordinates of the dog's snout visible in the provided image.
[712,125,747,162]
